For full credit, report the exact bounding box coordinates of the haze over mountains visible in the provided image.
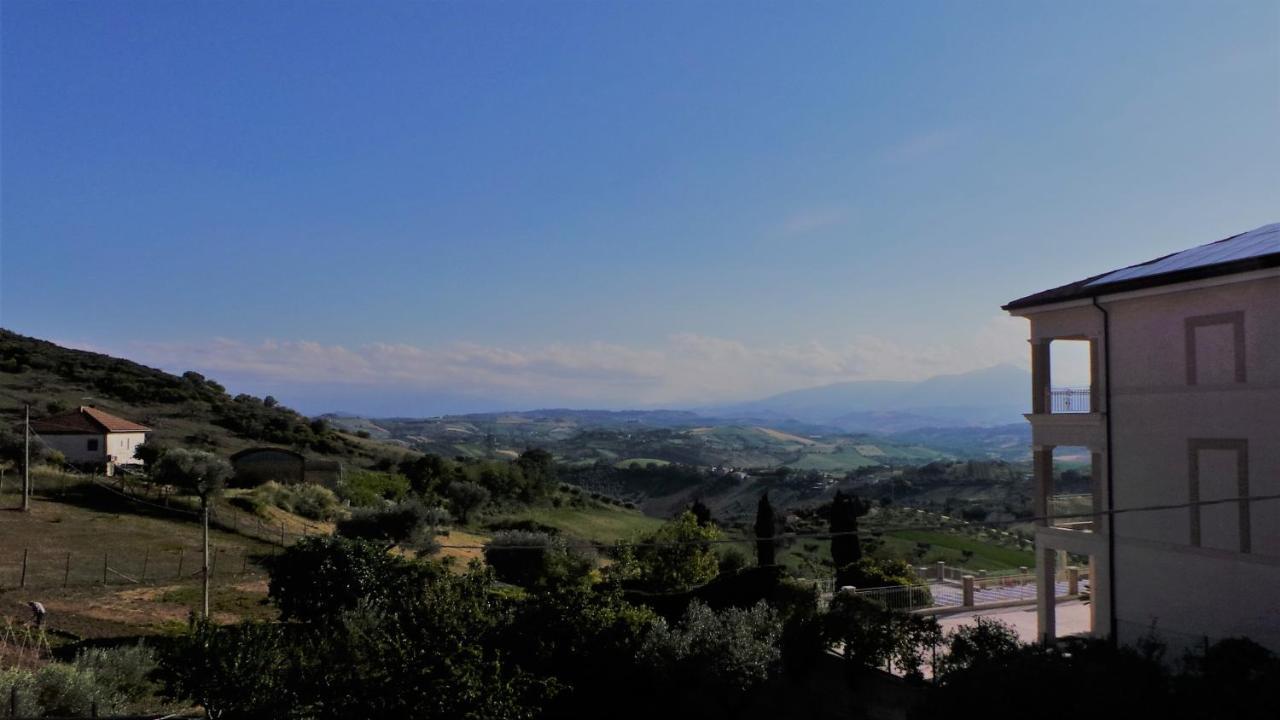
[328,364,1033,437]
[705,364,1031,432]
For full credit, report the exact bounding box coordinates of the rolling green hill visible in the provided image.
[324,412,953,472]
[0,329,405,468]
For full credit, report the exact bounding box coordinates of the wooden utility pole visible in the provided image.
[202,489,211,618]
[22,405,31,512]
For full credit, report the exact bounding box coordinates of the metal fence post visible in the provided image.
[102,552,108,585]
[63,552,71,588]
[176,547,185,579]
[20,549,28,589]
[141,548,150,584]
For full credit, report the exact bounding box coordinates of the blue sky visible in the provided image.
[2,1,1277,414]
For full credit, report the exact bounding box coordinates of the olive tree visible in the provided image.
[153,449,233,617]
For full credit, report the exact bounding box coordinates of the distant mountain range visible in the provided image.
[703,364,1031,432]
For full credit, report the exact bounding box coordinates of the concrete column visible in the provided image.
[936,561,946,581]
[1031,338,1052,414]
[1019,565,1029,576]
[1035,540,1057,644]
[1067,566,1080,596]
[1089,553,1110,640]
[1034,449,1054,526]
[1089,338,1101,412]
[962,575,975,607]
[1091,451,1107,535]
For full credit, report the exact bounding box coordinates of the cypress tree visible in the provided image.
[690,499,713,527]
[754,493,776,567]
[831,490,865,588]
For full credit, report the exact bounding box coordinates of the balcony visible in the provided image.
[1050,493,1094,532]
[1048,386,1092,414]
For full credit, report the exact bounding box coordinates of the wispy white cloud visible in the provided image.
[776,207,849,237]
[119,317,1028,408]
[883,128,959,163]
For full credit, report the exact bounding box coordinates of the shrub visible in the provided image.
[484,530,592,589]
[248,481,342,521]
[717,547,750,575]
[447,480,490,523]
[938,617,1021,677]
[337,469,410,507]
[335,500,450,553]
[291,484,341,521]
[0,669,38,718]
[639,600,783,710]
[33,663,111,717]
[823,592,942,680]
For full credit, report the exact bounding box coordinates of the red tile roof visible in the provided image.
[30,406,151,435]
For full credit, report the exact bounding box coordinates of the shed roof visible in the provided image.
[1003,222,1280,311]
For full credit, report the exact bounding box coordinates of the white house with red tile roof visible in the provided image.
[30,406,150,472]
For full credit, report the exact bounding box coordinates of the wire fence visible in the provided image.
[0,543,265,592]
[0,469,335,592]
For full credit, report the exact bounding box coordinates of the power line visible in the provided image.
[438,491,1280,551]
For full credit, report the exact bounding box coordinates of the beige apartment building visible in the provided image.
[1004,222,1279,651]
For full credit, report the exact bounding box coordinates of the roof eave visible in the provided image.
[1002,254,1280,313]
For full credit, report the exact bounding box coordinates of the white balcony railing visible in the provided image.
[1048,386,1091,413]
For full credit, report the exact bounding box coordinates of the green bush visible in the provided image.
[335,501,450,553]
[484,530,592,589]
[73,644,158,704]
[337,469,410,507]
[292,484,341,521]
[248,481,341,521]
[33,664,108,717]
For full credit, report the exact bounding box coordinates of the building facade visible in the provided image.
[1004,222,1280,651]
[29,406,151,473]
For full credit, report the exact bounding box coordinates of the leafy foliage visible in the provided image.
[484,530,592,589]
[0,645,159,718]
[334,500,450,553]
[249,481,342,521]
[937,616,1021,677]
[166,536,557,720]
[153,448,233,499]
[448,480,490,523]
[336,469,410,507]
[639,600,783,714]
[268,535,441,621]
[607,511,720,593]
[823,591,942,680]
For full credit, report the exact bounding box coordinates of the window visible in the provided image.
[87,438,99,451]
[1185,312,1245,385]
[1188,439,1249,553]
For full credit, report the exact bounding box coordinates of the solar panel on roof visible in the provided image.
[1085,222,1280,287]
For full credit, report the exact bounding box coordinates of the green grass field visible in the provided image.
[787,448,881,471]
[878,529,1035,570]
[487,503,665,544]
